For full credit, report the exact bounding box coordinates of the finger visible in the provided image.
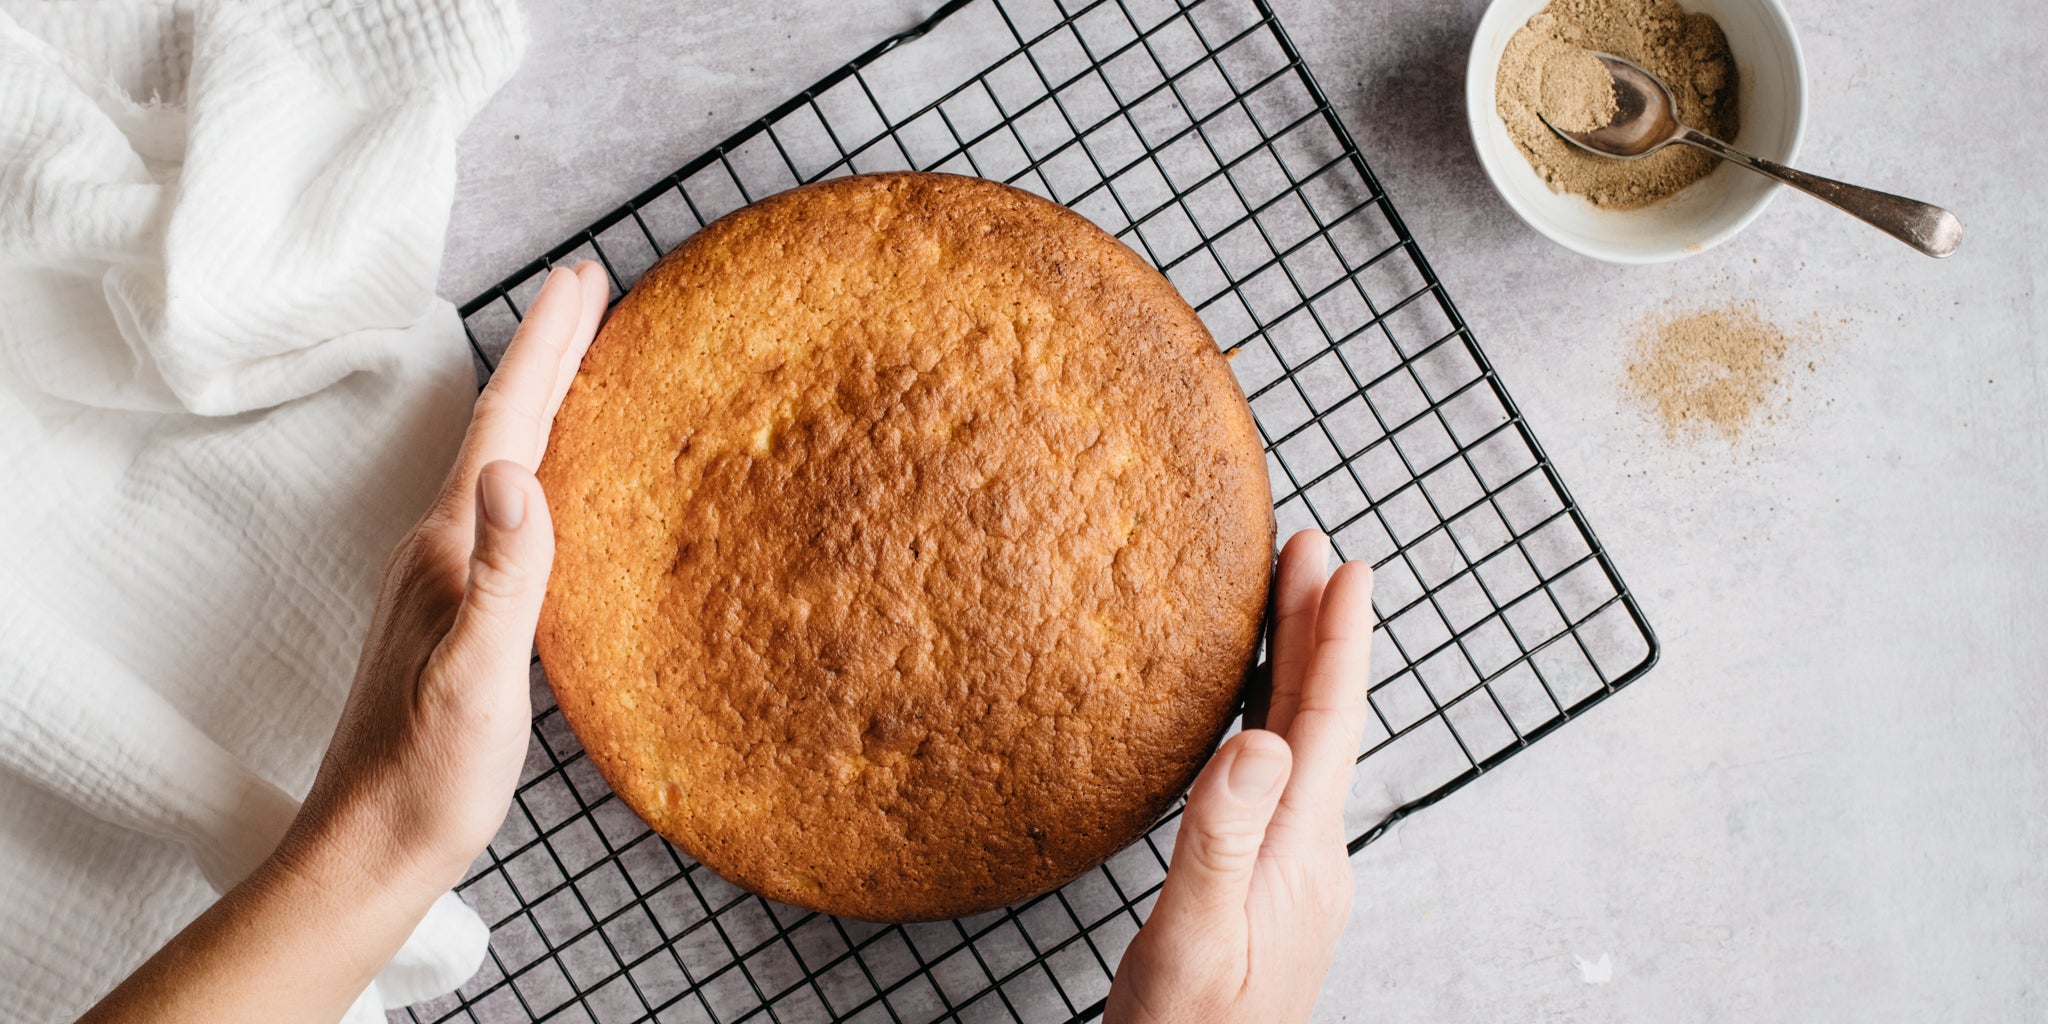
[471,265,584,468]
[1148,730,1293,939]
[541,261,608,429]
[427,461,555,699]
[1259,530,1332,737]
[1264,561,1375,852]
[425,266,590,544]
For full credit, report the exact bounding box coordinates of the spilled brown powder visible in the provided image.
[1496,0,1738,208]
[1624,304,1795,440]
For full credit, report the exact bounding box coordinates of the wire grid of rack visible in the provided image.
[413,0,1659,1021]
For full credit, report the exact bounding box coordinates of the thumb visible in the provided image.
[1150,729,1293,938]
[434,461,554,688]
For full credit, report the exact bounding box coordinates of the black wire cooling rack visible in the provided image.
[412,0,1659,1020]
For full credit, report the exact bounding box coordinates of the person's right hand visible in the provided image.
[1104,529,1375,1024]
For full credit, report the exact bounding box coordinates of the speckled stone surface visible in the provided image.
[440,0,2047,1018]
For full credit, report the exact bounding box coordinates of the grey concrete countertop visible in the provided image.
[440,0,2046,1019]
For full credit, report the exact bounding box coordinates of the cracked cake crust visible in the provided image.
[536,172,1273,922]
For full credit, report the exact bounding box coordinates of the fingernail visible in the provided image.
[1227,741,1289,801]
[479,467,526,530]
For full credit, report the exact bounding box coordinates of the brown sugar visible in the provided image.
[1496,0,1739,208]
[1624,303,1795,440]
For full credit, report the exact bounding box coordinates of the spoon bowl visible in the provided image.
[1539,54,1682,160]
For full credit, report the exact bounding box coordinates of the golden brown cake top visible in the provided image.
[536,172,1273,922]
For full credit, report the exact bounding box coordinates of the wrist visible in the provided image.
[199,841,442,1006]
[266,800,464,928]
[79,821,452,1024]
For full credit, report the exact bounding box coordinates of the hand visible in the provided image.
[80,261,606,1024]
[1105,530,1375,1024]
[279,260,608,896]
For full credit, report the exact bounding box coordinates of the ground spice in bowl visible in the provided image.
[1540,47,1620,132]
[1496,0,1739,209]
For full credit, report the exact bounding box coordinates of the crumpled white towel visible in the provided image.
[0,1,524,1020]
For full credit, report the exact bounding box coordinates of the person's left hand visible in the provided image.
[277,261,608,897]
[82,262,609,1024]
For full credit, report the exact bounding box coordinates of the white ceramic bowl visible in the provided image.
[1465,0,1808,263]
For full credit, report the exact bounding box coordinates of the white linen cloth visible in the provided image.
[0,1,524,1019]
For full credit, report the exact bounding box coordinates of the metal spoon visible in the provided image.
[1542,53,1962,258]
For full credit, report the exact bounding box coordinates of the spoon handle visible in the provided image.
[1675,128,1962,258]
